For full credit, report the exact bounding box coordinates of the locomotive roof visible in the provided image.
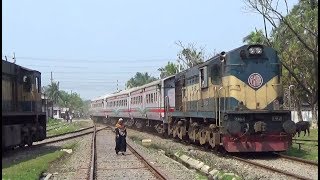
[175,44,269,74]
[2,60,41,75]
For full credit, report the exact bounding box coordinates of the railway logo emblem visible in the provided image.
[248,73,263,89]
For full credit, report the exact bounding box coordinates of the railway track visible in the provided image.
[274,152,318,166]
[231,155,317,180]
[46,126,94,139]
[3,126,107,157]
[88,124,167,180]
[98,121,318,179]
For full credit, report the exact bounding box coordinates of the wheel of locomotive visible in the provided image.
[188,122,199,143]
[177,121,187,140]
[207,124,218,148]
[198,127,208,145]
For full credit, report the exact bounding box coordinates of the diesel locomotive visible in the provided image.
[2,60,46,149]
[90,44,296,152]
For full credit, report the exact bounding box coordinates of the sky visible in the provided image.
[2,0,297,100]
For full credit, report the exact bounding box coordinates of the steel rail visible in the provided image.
[46,126,94,139]
[3,127,108,157]
[232,156,313,180]
[274,153,318,166]
[107,125,168,180]
[89,125,96,180]
[34,127,107,148]
[126,142,167,180]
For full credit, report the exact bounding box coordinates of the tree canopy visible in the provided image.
[243,0,318,125]
[158,61,179,79]
[43,83,88,117]
[126,72,158,88]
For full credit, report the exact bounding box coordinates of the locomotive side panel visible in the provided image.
[2,60,46,149]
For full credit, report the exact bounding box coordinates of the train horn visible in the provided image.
[220,51,226,62]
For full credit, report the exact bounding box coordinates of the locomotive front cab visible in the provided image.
[216,45,296,152]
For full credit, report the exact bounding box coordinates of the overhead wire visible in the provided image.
[2,56,176,63]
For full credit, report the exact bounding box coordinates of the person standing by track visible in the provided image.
[115,118,127,155]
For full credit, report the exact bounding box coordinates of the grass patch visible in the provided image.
[2,142,78,180]
[285,128,318,162]
[129,135,143,142]
[46,121,91,136]
[195,172,208,180]
[47,118,62,126]
[293,128,318,140]
[2,151,64,180]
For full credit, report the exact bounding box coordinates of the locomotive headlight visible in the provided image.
[255,47,263,54]
[248,46,263,55]
[248,47,256,54]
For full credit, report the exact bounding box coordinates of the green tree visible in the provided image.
[176,41,206,68]
[243,29,269,45]
[158,61,179,78]
[44,82,61,104]
[244,0,318,126]
[58,90,85,113]
[126,72,158,88]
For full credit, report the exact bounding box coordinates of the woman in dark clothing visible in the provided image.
[115,118,127,155]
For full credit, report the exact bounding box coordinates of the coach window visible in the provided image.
[199,66,208,88]
[211,64,221,85]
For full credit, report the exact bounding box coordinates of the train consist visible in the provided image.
[2,60,46,149]
[90,44,296,152]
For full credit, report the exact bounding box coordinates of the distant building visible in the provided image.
[53,106,63,119]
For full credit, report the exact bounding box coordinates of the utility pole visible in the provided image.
[117,80,119,91]
[50,71,53,118]
[51,72,53,84]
